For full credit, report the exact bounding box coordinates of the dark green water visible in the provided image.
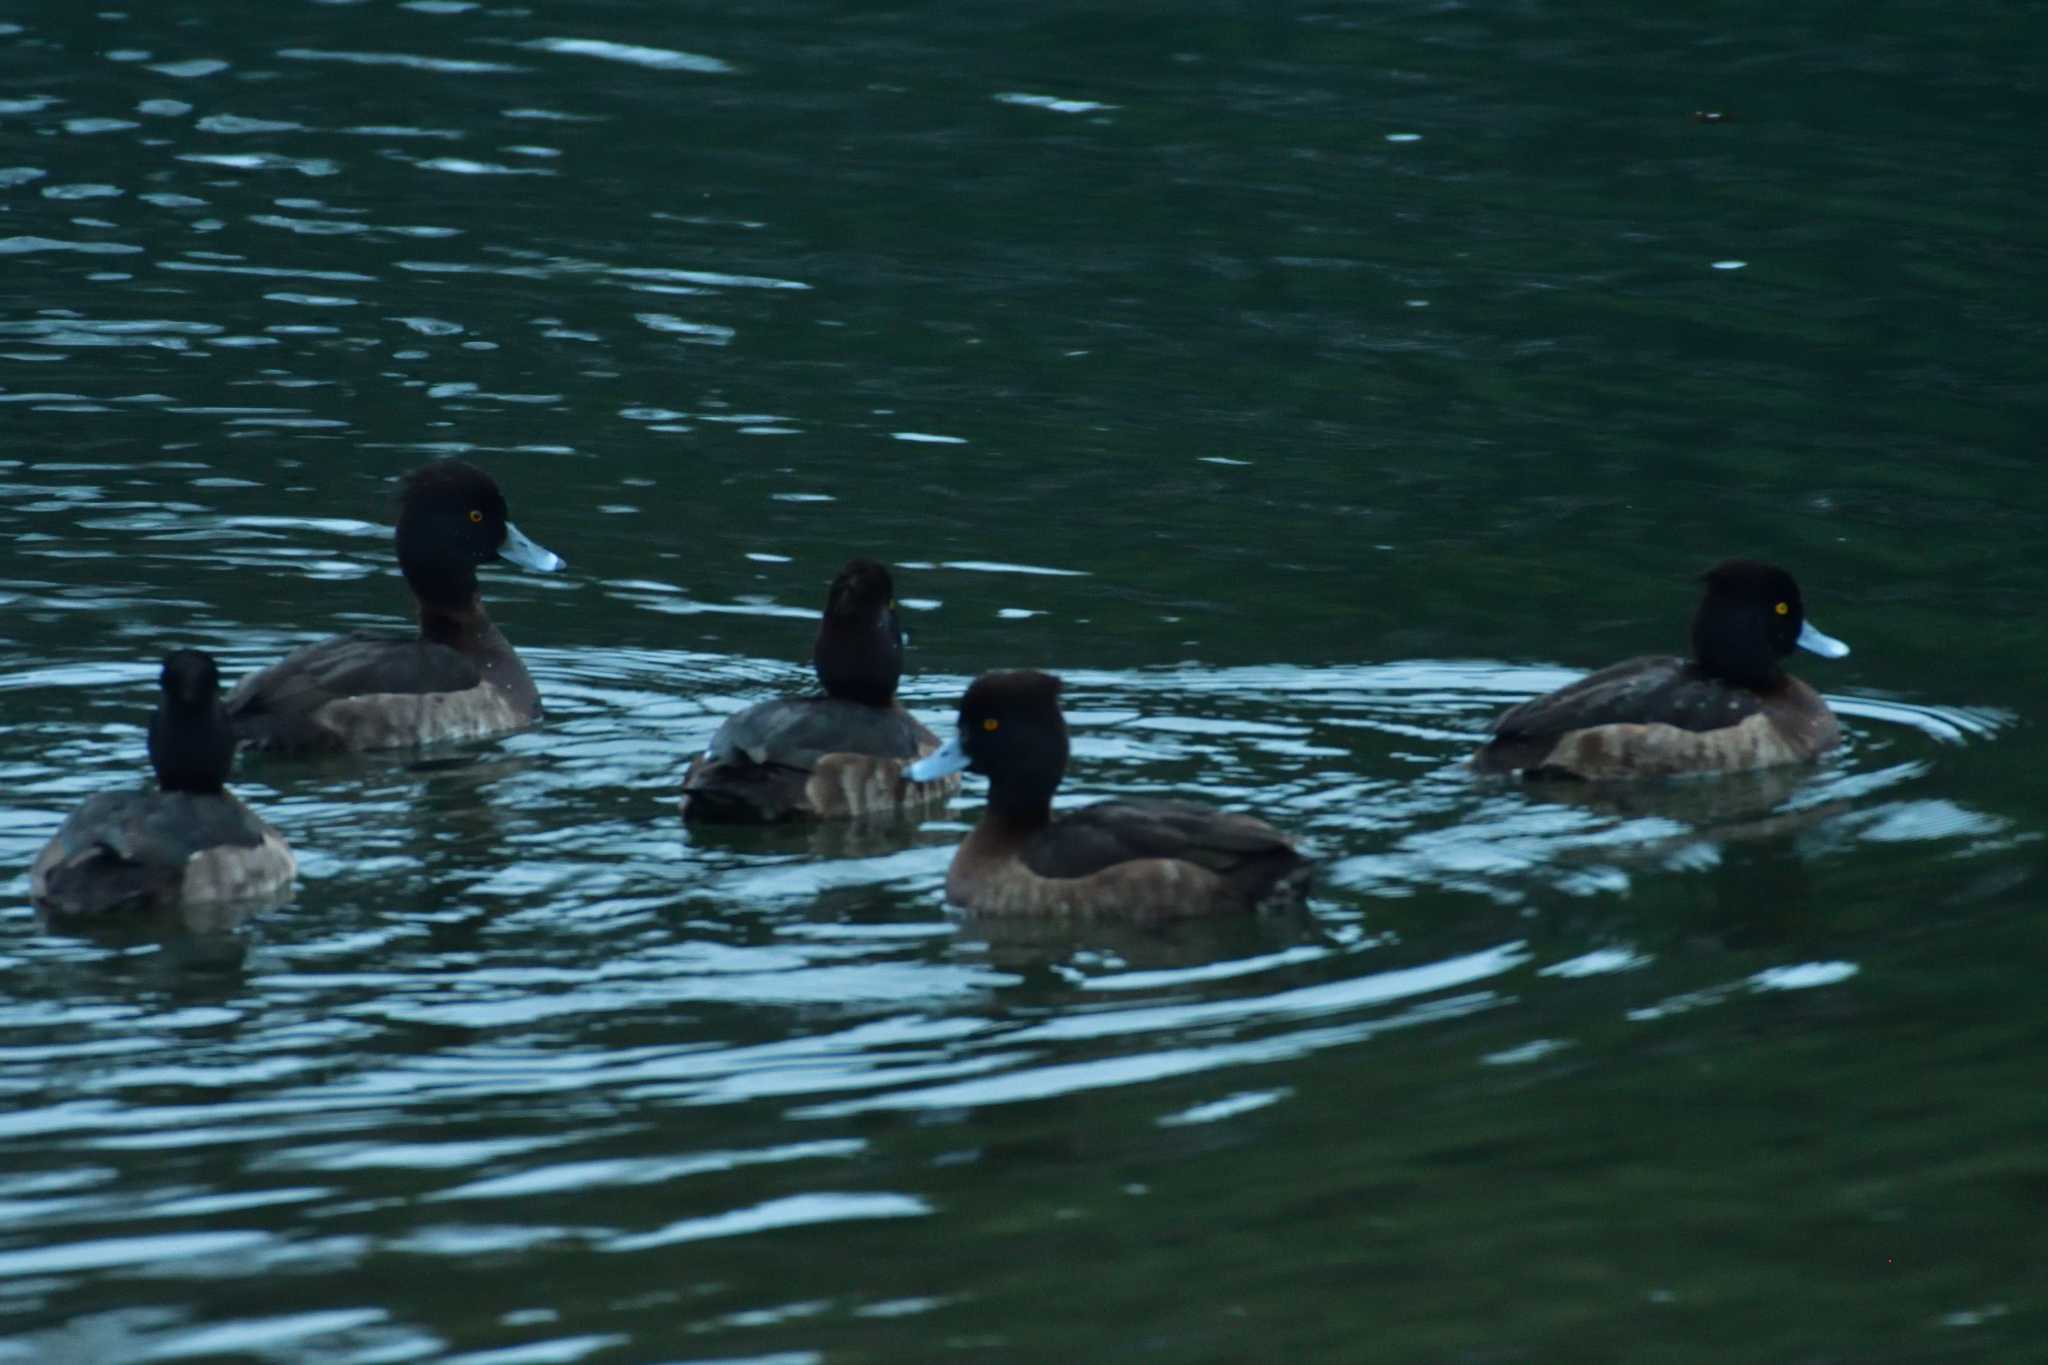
[2,1,2044,1361]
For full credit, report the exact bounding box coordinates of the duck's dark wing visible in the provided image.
[682,698,938,823]
[1025,799,1308,890]
[1478,655,1764,772]
[226,633,482,748]
[1491,656,1762,738]
[702,697,929,769]
[32,791,270,916]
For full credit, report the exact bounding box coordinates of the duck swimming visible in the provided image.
[908,669,1313,919]
[681,558,958,821]
[226,459,563,753]
[1473,558,1850,780]
[31,650,296,918]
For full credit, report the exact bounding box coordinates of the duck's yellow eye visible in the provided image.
[981,718,1000,733]
[1774,601,1789,616]
[468,509,483,524]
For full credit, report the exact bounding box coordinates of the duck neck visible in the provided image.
[1690,611,1784,691]
[417,589,497,653]
[814,616,901,708]
[403,553,481,619]
[150,700,233,794]
[982,775,1057,836]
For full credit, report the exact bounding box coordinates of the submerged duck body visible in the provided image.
[1474,559,1850,780]
[226,459,563,753]
[32,650,295,918]
[681,559,958,822]
[909,670,1313,920]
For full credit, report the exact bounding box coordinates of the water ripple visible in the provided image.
[277,48,525,74]
[0,236,142,255]
[525,37,734,75]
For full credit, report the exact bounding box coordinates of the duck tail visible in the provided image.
[679,756,809,824]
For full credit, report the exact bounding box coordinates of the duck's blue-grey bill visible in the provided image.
[1797,619,1849,658]
[907,735,969,782]
[499,522,564,572]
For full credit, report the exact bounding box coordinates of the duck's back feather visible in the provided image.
[226,633,499,751]
[681,697,954,822]
[31,790,293,917]
[1022,800,1293,880]
[1491,656,1760,741]
[1477,656,1837,778]
[703,696,929,769]
[943,799,1312,920]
